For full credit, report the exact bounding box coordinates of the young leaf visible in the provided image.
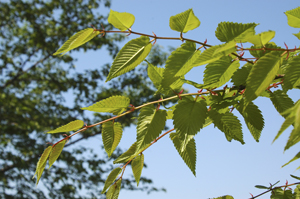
[136,106,167,151]
[173,96,207,136]
[282,151,300,168]
[244,51,282,106]
[108,9,135,31]
[81,95,130,115]
[102,121,123,157]
[106,179,122,199]
[294,32,300,40]
[48,140,66,169]
[209,109,245,144]
[282,54,300,91]
[114,142,138,164]
[53,28,99,56]
[160,41,200,92]
[47,120,84,134]
[106,36,152,82]
[131,154,144,186]
[247,31,276,46]
[270,90,294,117]
[146,60,164,89]
[169,9,200,33]
[236,100,264,142]
[203,56,239,89]
[170,132,196,176]
[231,63,252,87]
[285,7,300,28]
[101,167,122,194]
[215,22,257,43]
[33,146,52,185]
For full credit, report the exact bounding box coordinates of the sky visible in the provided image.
[71,1,300,198]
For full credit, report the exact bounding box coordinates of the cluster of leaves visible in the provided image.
[35,6,300,199]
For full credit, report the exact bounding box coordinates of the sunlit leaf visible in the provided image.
[294,32,300,40]
[108,9,135,31]
[285,7,300,28]
[53,28,99,56]
[33,146,52,185]
[131,154,144,186]
[146,60,164,89]
[169,9,200,33]
[284,100,300,150]
[270,188,293,199]
[192,45,224,67]
[170,132,196,176]
[247,31,276,46]
[102,121,123,157]
[270,90,294,117]
[101,167,122,194]
[249,43,282,58]
[282,54,300,91]
[273,114,294,143]
[106,179,122,199]
[245,51,282,106]
[136,106,167,151]
[213,196,234,199]
[114,142,138,164]
[231,63,252,87]
[47,120,84,134]
[82,95,130,115]
[282,152,300,168]
[106,36,152,82]
[173,96,207,136]
[48,140,66,169]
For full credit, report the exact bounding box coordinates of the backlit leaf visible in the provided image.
[236,100,264,142]
[101,167,122,194]
[170,132,196,176]
[136,106,167,151]
[82,95,130,115]
[192,45,224,67]
[247,31,275,46]
[53,28,99,56]
[270,90,294,117]
[284,100,300,150]
[48,140,66,169]
[294,32,300,40]
[282,54,300,91]
[231,63,252,87]
[173,96,207,136]
[273,114,294,143]
[169,9,200,33]
[285,7,300,28]
[106,36,152,82]
[47,120,84,134]
[106,179,122,199]
[108,9,135,31]
[203,56,239,89]
[114,142,138,164]
[245,51,282,105]
[102,121,123,157]
[209,109,245,144]
[146,60,164,89]
[215,22,257,43]
[33,146,52,185]
[213,196,234,199]
[271,188,293,199]
[131,154,144,186]
[282,152,300,168]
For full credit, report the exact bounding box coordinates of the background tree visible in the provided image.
[0,0,166,198]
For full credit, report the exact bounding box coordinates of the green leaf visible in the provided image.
[231,63,252,87]
[247,31,276,46]
[33,146,52,185]
[102,121,123,157]
[53,28,99,56]
[212,196,234,199]
[101,167,122,194]
[271,188,293,199]
[215,22,257,43]
[173,96,207,136]
[106,36,152,82]
[203,56,240,89]
[273,114,294,143]
[136,106,167,151]
[284,100,300,150]
[106,179,122,199]
[170,132,196,176]
[294,32,300,40]
[209,109,245,144]
[48,140,66,169]
[146,60,164,89]
[47,120,84,134]
[249,43,282,58]
[114,142,138,164]
[282,54,300,91]
[169,9,200,33]
[131,154,144,186]
[236,100,264,142]
[255,185,269,189]
[282,152,300,168]
[285,7,300,28]
[270,90,294,117]
[108,9,135,31]
[81,95,130,115]
[160,41,200,92]
[290,174,300,181]
[191,45,224,67]
[245,51,282,105]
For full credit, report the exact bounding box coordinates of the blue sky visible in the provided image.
[72,1,300,198]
